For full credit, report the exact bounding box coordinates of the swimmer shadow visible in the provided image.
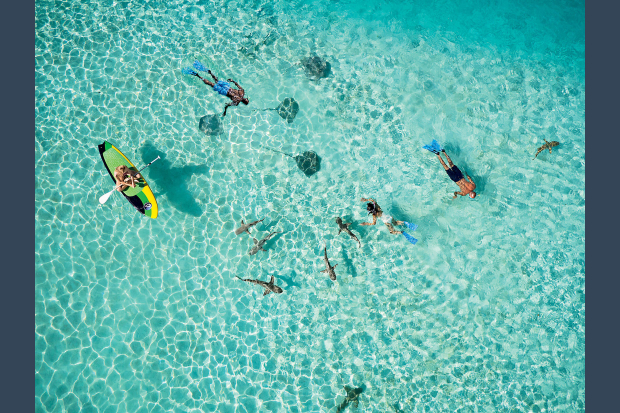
[336,384,366,413]
[140,144,209,217]
[278,270,303,289]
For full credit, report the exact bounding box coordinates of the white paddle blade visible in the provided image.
[98,189,116,204]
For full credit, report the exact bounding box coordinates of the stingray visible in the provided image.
[301,54,331,80]
[262,98,299,123]
[262,146,321,177]
[198,114,223,136]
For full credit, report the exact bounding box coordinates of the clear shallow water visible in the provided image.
[35,0,585,412]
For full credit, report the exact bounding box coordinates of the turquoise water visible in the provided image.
[35,0,585,412]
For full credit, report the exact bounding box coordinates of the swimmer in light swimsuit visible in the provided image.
[359,198,406,235]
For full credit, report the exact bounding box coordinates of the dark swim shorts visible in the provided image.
[446,165,464,182]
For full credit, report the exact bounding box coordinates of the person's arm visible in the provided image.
[227,79,243,92]
[222,102,233,117]
[360,197,375,203]
[452,191,465,199]
[208,70,218,82]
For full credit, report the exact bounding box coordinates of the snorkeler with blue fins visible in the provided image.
[182,60,249,117]
[423,139,477,199]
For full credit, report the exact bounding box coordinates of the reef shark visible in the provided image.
[335,217,361,248]
[235,275,283,296]
[248,231,282,255]
[320,242,338,281]
[534,139,560,159]
[234,218,265,236]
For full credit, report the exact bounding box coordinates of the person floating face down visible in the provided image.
[359,198,406,235]
[436,149,477,199]
[191,69,249,117]
[114,165,141,192]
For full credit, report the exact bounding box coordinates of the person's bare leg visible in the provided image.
[386,223,402,235]
[443,151,455,167]
[437,153,449,170]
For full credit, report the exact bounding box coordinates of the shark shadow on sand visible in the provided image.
[140,144,209,217]
[261,146,321,177]
[335,385,365,412]
[277,270,303,289]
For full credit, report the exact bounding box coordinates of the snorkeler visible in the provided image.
[423,139,477,199]
[359,198,406,235]
[182,61,249,117]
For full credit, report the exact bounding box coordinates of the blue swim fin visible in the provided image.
[403,222,418,231]
[422,139,443,154]
[402,232,418,245]
[193,60,209,72]
[182,67,198,76]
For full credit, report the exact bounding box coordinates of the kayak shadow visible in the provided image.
[140,144,209,217]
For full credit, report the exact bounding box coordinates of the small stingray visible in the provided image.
[262,97,300,123]
[198,114,223,136]
[262,146,321,177]
[301,54,331,80]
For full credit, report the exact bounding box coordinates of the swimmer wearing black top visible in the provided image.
[435,150,477,199]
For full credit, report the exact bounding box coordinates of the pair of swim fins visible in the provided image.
[422,139,443,154]
[402,221,418,245]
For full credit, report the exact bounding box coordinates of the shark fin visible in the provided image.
[333,263,338,269]
[263,289,271,296]
[344,386,352,392]
[354,400,359,408]
[260,246,267,251]
[345,223,351,227]
[245,228,251,235]
[338,228,343,235]
[253,238,259,245]
[320,269,327,273]
[549,147,553,153]
[269,276,275,285]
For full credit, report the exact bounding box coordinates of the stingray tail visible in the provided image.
[261,145,294,158]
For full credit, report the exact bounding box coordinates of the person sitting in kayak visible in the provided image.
[193,69,249,117]
[114,165,141,192]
